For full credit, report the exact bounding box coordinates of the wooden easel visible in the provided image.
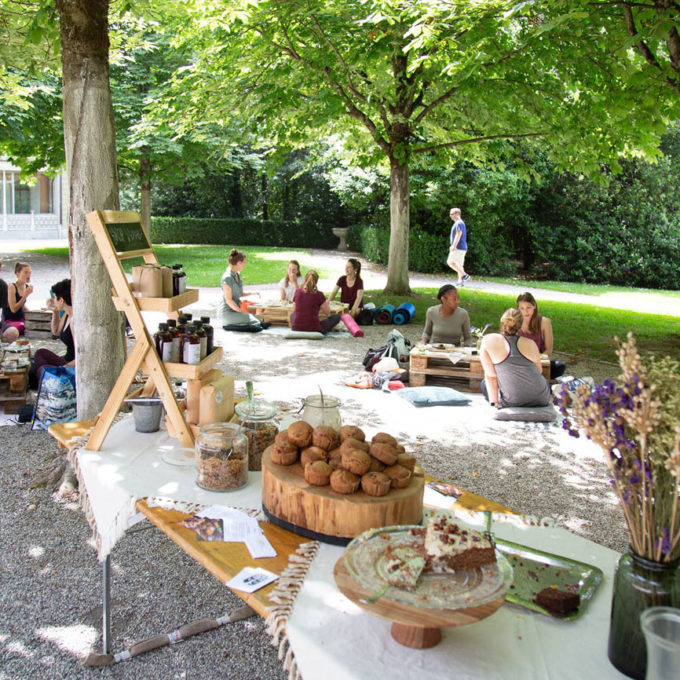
[84,210,222,451]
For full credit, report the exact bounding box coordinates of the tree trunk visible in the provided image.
[261,171,269,220]
[385,158,411,294]
[57,0,125,420]
[140,153,151,238]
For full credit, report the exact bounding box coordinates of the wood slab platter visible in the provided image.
[261,447,424,545]
[334,554,507,649]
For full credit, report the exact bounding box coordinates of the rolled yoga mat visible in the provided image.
[375,304,395,324]
[341,313,364,337]
[392,302,416,325]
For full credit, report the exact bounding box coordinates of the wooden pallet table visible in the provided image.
[409,345,550,392]
[0,365,29,413]
[24,309,55,339]
[250,300,349,326]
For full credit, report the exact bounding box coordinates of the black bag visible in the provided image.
[362,344,399,371]
[356,309,374,326]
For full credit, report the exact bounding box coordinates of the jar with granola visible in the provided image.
[195,423,248,491]
[235,399,278,471]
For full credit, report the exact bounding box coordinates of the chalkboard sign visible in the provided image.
[104,220,151,254]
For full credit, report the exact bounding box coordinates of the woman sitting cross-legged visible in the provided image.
[421,284,472,346]
[329,258,364,318]
[216,248,267,330]
[516,291,566,380]
[3,261,33,338]
[480,308,550,409]
[279,260,304,302]
[291,270,341,334]
[31,279,75,387]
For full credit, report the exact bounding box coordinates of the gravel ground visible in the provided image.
[0,243,634,679]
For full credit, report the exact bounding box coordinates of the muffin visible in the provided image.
[300,446,327,467]
[368,457,386,473]
[330,469,360,494]
[361,471,392,497]
[287,420,313,448]
[341,449,371,476]
[369,442,399,466]
[383,464,412,489]
[339,425,366,442]
[328,448,343,470]
[274,430,293,447]
[304,460,332,486]
[340,437,370,454]
[395,443,406,454]
[270,442,299,466]
[312,426,340,451]
[397,453,416,472]
[372,432,398,448]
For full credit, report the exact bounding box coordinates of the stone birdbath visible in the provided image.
[331,227,349,250]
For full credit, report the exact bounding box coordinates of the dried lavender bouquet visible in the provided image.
[560,333,680,563]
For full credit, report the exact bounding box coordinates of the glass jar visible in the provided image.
[608,548,680,679]
[235,399,278,471]
[195,423,248,491]
[301,395,341,430]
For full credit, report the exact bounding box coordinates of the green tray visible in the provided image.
[496,538,604,620]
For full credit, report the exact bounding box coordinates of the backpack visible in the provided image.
[385,329,411,363]
[362,344,399,371]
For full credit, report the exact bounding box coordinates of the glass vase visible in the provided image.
[608,549,680,679]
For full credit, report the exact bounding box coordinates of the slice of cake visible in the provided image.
[424,515,496,572]
[383,545,426,589]
[535,587,580,614]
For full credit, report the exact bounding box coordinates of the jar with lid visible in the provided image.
[182,324,201,365]
[301,395,341,430]
[195,423,248,491]
[194,320,207,360]
[235,399,279,471]
[172,264,186,296]
[200,316,214,354]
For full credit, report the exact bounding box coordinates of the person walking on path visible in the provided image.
[447,207,470,286]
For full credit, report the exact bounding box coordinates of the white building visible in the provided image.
[1,158,67,238]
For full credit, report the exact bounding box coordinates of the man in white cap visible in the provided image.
[447,207,470,286]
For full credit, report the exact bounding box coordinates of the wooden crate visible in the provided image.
[24,309,54,339]
[0,367,29,413]
[251,301,349,327]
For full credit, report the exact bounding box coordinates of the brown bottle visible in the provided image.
[200,316,214,354]
[182,324,201,365]
[194,320,207,360]
[166,319,181,363]
[172,264,186,296]
[154,322,173,362]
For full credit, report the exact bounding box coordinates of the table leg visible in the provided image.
[102,555,111,654]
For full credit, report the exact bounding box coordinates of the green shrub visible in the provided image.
[409,227,445,273]
[151,217,337,248]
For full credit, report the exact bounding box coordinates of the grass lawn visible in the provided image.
[23,245,337,285]
[24,245,680,363]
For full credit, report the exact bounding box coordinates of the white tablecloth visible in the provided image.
[286,516,628,679]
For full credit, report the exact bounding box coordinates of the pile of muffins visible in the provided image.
[269,422,417,497]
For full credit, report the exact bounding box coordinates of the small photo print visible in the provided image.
[180,516,224,542]
[426,481,464,499]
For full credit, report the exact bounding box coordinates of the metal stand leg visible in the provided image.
[102,555,111,654]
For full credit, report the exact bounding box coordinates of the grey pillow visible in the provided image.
[492,405,558,422]
[397,386,471,407]
[284,330,325,340]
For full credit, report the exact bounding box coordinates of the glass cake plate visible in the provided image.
[344,525,513,610]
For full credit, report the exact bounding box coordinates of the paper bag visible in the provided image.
[199,375,235,426]
[186,369,221,425]
[159,266,173,297]
[132,265,163,298]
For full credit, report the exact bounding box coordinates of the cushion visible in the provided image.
[492,405,558,422]
[397,386,471,407]
[284,330,325,340]
[222,324,263,333]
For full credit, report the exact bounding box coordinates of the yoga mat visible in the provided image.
[340,313,364,337]
[375,304,395,324]
[392,302,415,325]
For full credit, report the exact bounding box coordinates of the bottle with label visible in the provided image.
[154,323,173,362]
[172,264,186,296]
[166,319,181,363]
[176,316,188,363]
[200,316,214,354]
[194,320,207,360]
[182,324,201,365]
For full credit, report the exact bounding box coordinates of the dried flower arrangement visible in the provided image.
[559,333,680,563]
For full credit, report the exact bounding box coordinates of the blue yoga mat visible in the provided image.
[392,302,416,325]
[375,304,395,324]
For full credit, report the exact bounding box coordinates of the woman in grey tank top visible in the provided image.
[480,308,550,408]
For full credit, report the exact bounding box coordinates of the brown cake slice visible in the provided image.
[535,587,580,614]
[383,545,426,590]
[424,515,496,572]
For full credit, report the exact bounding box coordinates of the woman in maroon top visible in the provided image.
[516,291,565,379]
[292,271,341,334]
[329,258,364,318]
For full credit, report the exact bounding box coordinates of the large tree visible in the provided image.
[173,0,663,293]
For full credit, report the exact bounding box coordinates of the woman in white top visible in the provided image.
[279,260,304,302]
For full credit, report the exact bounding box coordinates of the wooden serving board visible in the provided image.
[261,447,424,544]
[333,557,506,648]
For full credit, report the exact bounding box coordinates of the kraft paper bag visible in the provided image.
[159,266,173,297]
[132,265,163,298]
[199,375,235,426]
[186,369,221,425]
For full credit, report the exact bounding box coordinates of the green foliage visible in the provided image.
[150,216,336,249]
[351,227,390,265]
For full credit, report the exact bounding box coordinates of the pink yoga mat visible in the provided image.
[341,313,364,337]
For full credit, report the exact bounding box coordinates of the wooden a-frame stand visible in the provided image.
[84,210,222,451]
